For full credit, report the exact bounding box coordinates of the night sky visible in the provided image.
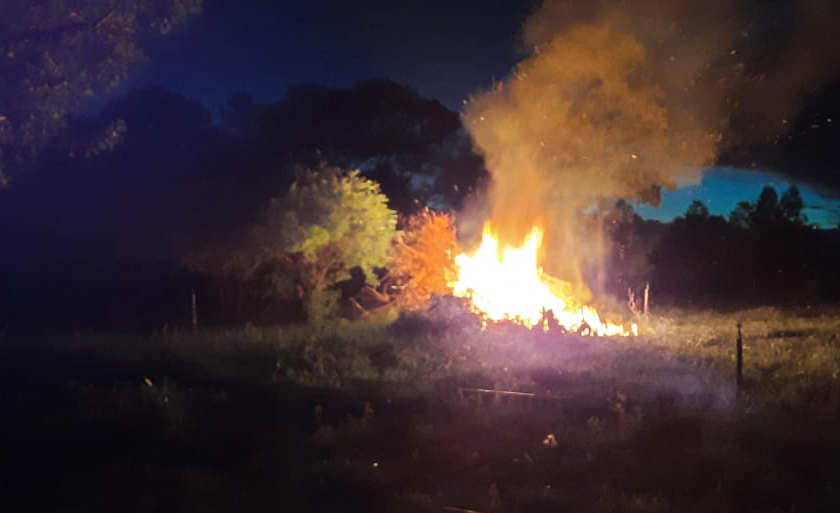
[105,0,840,228]
[134,0,538,111]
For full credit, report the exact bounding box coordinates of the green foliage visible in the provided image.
[281,169,396,277]
[0,0,202,180]
[181,166,398,323]
[267,167,398,320]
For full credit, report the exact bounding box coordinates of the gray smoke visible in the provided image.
[462,0,840,298]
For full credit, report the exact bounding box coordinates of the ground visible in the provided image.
[3,306,840,512]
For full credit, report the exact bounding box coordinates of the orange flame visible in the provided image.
[452,223,637,336]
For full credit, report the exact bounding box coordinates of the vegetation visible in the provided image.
[4,307,840,512]
[0,5,838,513]
[276,168,398,319]
[387,209,458,311]
[185,166,398,322]
[607,184,840,307]
[0,0,202,182]
[1,69,837,330]
[0,81,488,330]
[220,79,487,213]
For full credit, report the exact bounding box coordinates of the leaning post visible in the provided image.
[736,322,743,397]
[191,289,199,332]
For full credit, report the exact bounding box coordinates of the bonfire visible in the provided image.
[451,222,637,336]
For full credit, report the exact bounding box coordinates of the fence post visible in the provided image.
[191,289,198,332]
[736,322,743,397]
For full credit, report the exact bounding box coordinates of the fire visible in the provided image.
[452,223,637,336]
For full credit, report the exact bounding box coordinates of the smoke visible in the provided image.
[463,0,840,298]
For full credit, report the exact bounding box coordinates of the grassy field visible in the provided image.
[3,305,840,512]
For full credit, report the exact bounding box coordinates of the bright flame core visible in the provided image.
[452,223,636,336]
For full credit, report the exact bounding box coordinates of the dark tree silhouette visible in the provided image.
[221,80,487,214]
[780,185,807,224]
[0,0,202,183]
[0,87,234,330]
[729,201,755,230]
[601,199,663,298]
[648,184,839,307]
[753,186,780,228]
[650,201,734,305]
[728,185,807,230]
[685,200,710,220]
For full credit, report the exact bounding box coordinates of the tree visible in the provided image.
[0,0,202,182]
[752,186,780,228]
[780,185,807,224]
[685,200,710,220]
[185,166,398,322]
[387,209,458,311]
[254,167,398,320]
[222,80,487,214]
[652,204,735,304]
[729,185,807,230]
[602,199,653,297]
[728,200,755,230]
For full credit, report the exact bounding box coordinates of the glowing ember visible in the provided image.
[452,223,637,336]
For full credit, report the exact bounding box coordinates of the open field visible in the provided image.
[3,306,840,512]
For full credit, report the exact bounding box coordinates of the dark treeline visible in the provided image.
[1,81,839,332]
[0,81,486,331]
[603,188,840,309]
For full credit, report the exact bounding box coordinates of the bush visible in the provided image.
[388,209,457,311]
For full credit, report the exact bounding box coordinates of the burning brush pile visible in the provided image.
[392,0,838,336]
[429,0,837,334]
[389,211,636,336]
[440,7,721,336]
[451,223,636,336]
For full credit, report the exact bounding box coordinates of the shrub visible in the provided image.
[389,209,457,311]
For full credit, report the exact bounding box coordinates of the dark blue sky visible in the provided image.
[133,0,537,111]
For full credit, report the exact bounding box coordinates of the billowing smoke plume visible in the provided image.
[463,0,840,299]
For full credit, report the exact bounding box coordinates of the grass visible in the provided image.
[2,306,840,512]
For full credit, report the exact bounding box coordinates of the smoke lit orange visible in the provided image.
[452,223,636,336]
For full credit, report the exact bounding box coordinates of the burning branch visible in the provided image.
[453,222,635,336]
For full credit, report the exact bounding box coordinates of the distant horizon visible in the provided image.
[633,167,840,229]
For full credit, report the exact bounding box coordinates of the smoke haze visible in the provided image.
[463,0,840,297]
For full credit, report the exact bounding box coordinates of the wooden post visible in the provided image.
[191,289,198,332]
[643,282,650,315]
[736,322,743,396]
[627,288,639,315]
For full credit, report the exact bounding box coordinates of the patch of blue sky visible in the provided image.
[633,167,840,228]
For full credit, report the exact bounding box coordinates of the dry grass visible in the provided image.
[3,306,840,512]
